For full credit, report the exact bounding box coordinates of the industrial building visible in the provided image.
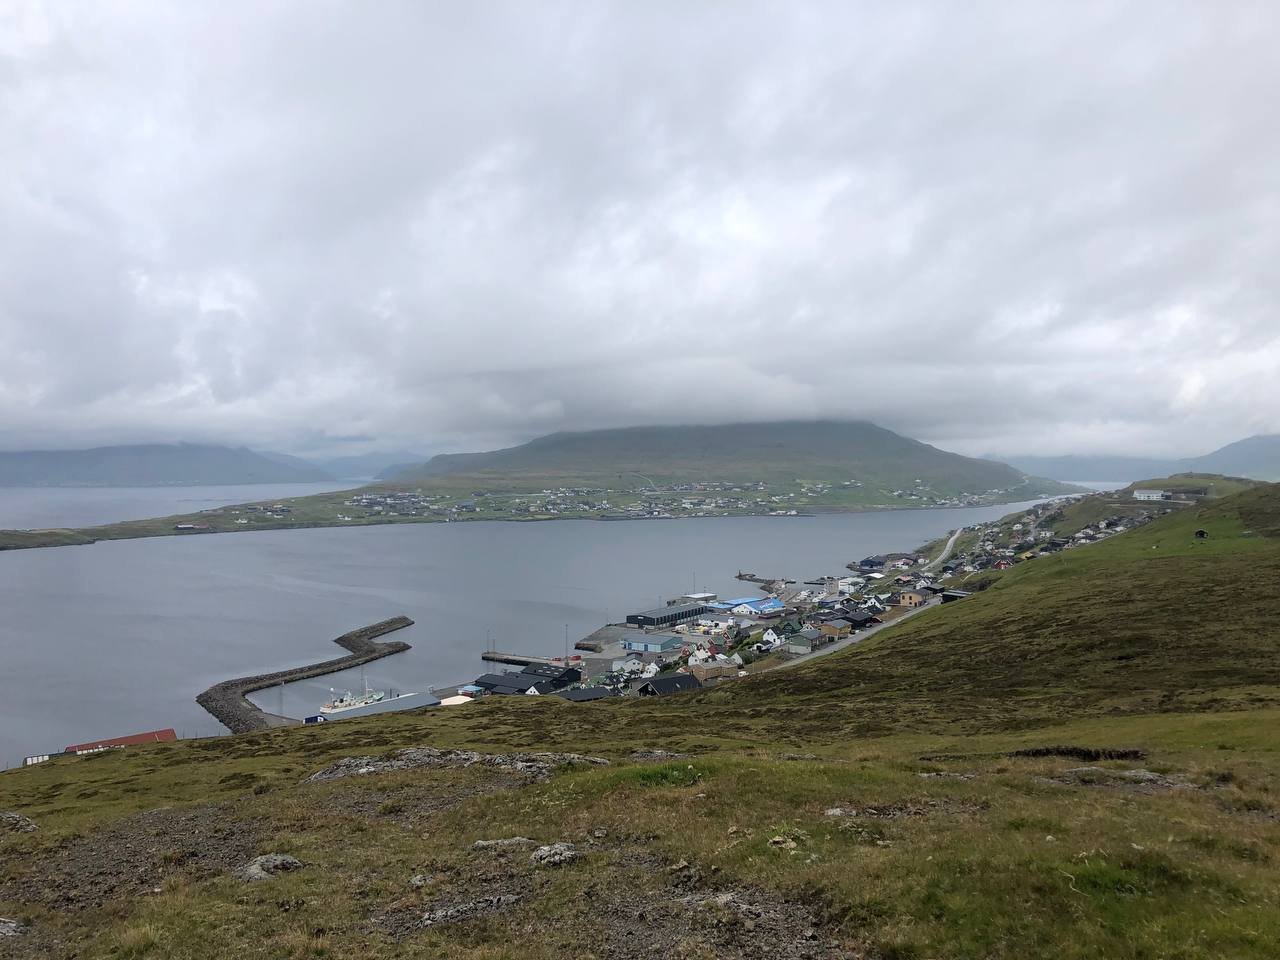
[625,602,711,628]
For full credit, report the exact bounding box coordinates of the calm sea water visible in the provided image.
[0,498,1048,767]
[0,480,364,530]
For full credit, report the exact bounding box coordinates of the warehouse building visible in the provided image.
[625,602,710,628]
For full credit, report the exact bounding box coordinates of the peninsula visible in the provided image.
[0,421,1078,551]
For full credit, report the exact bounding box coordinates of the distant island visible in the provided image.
[1003,433,1280,482]
[0,421,1080,551]
[379,420,1076,495]
[0,443,334,487]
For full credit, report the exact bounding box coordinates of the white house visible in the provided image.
[1133,489,1168,501]
[611,656,645,674]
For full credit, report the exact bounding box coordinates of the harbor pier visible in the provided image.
[195,616,414,733]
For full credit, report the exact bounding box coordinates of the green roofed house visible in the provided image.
[786,629,826,655]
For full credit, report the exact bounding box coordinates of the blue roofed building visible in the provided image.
[621,632,685,654]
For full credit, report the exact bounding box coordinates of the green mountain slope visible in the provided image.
[0,443,334,486]
[3,485,1278,958]
[384,420,1074,496]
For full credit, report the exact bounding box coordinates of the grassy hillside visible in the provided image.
[1035,473,1265,538]
[387,421,1076,496]
[1126,473,1263,497]
[2,485,1278,958]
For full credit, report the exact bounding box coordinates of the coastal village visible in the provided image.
[21,483,1197,766]
[435,485,1196,706]
[332,478,1044,522]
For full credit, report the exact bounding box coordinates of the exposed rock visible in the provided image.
[472,837,535,850]
[243,854,303,881]
[306,748,608,784]
[777,753,817,761]
[1060,766,1186,789]
[409,874,431,889]
[418,894,522,928]
[824,799,980,819]
[530,842,578,867]
[627,749,689,762]
[917,771,977,780]
[0,812,37,834]
[0,918,22,938]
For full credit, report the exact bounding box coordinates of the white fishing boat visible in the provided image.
[309,669,440,722]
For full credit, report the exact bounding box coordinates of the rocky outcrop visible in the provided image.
[530,842,578,867]
[305,747,608,784]
[472,837,535,850]
[418,894,522,928]
[1,812,37,834]
[243,854,303,881]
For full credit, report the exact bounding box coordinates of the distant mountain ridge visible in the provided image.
[311,451,428,479]
[379,420,1075,496]
[0,443,334,487]
[1006,433,1280,482]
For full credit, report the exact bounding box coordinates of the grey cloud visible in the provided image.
[1,0,1278,458]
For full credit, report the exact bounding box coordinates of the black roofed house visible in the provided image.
[554,687,621,702]
[845,610,878,628]
[474,663,581,696]
[472,672,529,693]
[633,674,701,697]
[519,663,583,687]
[858,555,887,570]
[940,590,972,603]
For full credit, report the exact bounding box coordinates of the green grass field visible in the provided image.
[2,484,1278,958]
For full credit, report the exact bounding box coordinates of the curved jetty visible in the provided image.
[196,616,414,733]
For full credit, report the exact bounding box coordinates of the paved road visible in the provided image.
[923,526,963,573]
[770,596,943,672]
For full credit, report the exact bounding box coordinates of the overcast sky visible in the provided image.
[2,1,1278,459]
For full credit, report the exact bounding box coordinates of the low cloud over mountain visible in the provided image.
[2,2,1278,457]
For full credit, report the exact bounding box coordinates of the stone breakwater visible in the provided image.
[196,616,414,733]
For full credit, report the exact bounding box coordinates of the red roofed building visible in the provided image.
[64,728,178,754]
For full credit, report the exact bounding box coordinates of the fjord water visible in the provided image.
[0,480,363,530]
[0,500,1044,767]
